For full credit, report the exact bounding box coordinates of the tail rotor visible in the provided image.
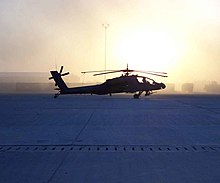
[49,66,70,86]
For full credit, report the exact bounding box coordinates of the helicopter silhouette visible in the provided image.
[49,65,167,99]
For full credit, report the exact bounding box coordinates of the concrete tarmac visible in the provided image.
[0,94,220,182]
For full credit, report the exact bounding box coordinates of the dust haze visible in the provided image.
[0,0,220,87]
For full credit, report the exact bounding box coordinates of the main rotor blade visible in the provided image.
[145,72,168,77]
[93,70,167,77]
[59,66,64,74]
[93,70,122,76]
[121,69,134,73]
[94,68,136,75]
[136,70,167,75]
[81,65,168,78]
[132,70,167,77]
[81,70,117,74]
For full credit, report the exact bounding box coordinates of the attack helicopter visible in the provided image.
[49,65,167,99]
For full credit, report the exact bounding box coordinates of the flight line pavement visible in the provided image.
[0,94,220,183]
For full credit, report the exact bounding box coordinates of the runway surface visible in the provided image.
[0,94,220,182]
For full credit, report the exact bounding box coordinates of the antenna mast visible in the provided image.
[102,23,109,80]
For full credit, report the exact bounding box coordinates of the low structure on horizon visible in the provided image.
[204,81,220,93]
[182,83,194,93]
[0,72,219,94]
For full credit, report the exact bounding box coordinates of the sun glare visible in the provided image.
[115,30,178,72]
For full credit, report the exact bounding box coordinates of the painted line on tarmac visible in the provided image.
[0,145,219,153]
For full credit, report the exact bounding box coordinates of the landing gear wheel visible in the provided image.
[145,91,150,96]
[133,91,143,99]
[133,94,140,99]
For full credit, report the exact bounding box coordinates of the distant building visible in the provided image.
[0,72,82,93]
[0,72,49,83]
[182,83,194,93]
[204,81,220,93]
[0,72,48,93]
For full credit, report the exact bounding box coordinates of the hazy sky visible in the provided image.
[0,0,220,83]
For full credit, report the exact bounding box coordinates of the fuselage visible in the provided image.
[61,75,166,95]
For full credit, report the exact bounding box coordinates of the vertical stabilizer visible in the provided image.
[50,71,68,92]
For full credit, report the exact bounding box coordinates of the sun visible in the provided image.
[115,30,178,72]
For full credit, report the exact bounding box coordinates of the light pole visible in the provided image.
[102,23,109,80]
